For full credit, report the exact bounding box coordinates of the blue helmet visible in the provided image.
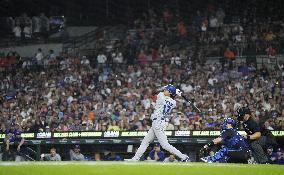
[164,84,176,96]
[221,117,235,131]
[224,117,235,125]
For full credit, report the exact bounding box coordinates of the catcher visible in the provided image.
[200,117,250,163]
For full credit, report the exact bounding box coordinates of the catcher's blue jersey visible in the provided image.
[220,128,248,150]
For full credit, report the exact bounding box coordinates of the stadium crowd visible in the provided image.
[0,48,283,134]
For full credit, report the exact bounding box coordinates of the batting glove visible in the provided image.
[176,89,182,96]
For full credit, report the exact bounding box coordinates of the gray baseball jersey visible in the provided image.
[151,92,176,120]
[132,92,187,161]
[70,150,85,161]
[45,154,61,161]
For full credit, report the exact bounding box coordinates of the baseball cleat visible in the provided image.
[200,156,213,163]
[182,156,191,162]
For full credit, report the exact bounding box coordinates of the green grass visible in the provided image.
[0,162,283,175]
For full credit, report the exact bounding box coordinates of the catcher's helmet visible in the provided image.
[224,117,235,125]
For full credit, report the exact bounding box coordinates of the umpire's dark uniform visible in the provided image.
[242,117,268,163]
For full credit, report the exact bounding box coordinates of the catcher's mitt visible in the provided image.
[199,147,209,158]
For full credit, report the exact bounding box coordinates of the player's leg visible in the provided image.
[227,149,250,163]
[131,127,155,161]
[250,136,268,163]
[153,120,188,161]
[201,146,228,163]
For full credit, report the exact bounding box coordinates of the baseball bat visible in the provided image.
[181,95,201,113]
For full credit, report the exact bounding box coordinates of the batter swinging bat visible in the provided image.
[181,95,201,113]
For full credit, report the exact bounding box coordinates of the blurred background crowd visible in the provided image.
[0,47,284,134]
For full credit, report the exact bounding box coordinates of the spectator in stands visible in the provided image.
[113,52,124,64]
[35,48,44,65]
[34,115,48,132]
[13,24,21,41]
[147,143,165,161]
[48,49,56,60]
[3,129,25,161]
[177,21,187,38]
[81,56,90,67]
[166,119,175,130]
[164,154,178,162]
[41,148,61,161]
[266,45,276,63]
[267,146,277,164]
[57,120,68,131]
[209,15,218,29]
[94,153,101,161]
[265,31,276,42]
[102,151,122,161]
[180,120,190,130]
[0,123,6,133]
[201,21,207,40]
[70,145,85,161]
[171,53,181,67]
[137,50,147,68]
[23,120,36,132]
[223,48,235,70]
[97,52,107,66]
[172,111,181,130]
[23,25,31,39]
[107,120,121,131]
[276,148,284,164]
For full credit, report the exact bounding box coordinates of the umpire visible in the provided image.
[237,107,270,164]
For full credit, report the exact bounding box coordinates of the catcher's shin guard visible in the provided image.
[210,146,228,162]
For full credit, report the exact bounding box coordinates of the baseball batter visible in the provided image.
[131,84,190,161]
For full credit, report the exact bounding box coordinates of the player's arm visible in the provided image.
[56,154,62,161]
[154,152,160,161]
[17,138,25,151]
[243,122,261,140]
[79,154,85,161]
[244,132,261,140]
[5,139,10,151]
[203,137,222,149]
[42,154,51,161]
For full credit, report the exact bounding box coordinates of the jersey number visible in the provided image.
[163,101,173,115]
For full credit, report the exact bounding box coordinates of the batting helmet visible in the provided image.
[164,84,177,96]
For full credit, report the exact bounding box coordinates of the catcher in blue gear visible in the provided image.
[200,117,250,163]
